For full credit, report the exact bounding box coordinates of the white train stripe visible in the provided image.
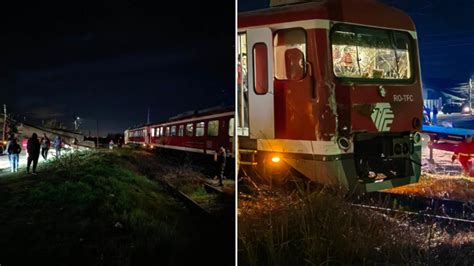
[257,139,353,155]
[155,144,206,153]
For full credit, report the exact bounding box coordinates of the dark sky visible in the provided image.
[1,1,235,135]
[239,0,474,101]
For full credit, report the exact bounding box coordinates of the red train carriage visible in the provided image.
[237,0,423,192]
[125,106,234,157]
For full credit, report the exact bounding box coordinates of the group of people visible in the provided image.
[423,105,439,125]
[4,133,64,174]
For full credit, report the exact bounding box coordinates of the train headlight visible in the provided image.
[413,132,422,144]
[271,156,281,163]
[463,106,471,113]
[337,137,351,150]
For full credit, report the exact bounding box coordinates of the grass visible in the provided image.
[238,184,474,266]
[385,173,474,202]
[0,149,222,266]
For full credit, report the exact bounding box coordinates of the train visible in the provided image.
[125,106,235,157]
[237,0,423,192]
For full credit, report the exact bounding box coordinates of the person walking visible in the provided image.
[26,133,41,175]
[3,133,13,155]
[7,138,21,173]
[40,134,50,160]
[213,145,227,186]
[109,139,114,150]
[452,135,474,176]
[53,135,62,157]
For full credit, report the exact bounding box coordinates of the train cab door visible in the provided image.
[242,28,275,140]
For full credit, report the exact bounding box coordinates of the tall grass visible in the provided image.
[238,184,474,265]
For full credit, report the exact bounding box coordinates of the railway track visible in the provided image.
[157,176,234,219]
[352,191,474,227]
[157,179,211,217]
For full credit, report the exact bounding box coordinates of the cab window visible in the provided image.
[274,28,307,80]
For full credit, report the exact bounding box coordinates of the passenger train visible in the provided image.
[125,106,234,157]
[237,0,423,192]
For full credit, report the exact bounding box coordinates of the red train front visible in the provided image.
[237,0,423,192]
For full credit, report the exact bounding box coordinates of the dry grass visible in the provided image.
[238,184,474,266]
[386,173,474,202]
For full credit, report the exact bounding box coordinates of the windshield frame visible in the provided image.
[330,23,416,85]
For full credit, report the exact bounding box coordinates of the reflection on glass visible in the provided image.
[332,25,412,80]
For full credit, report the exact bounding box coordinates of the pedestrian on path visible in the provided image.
[53,135,62,157]
[109,139,114,150]
[40,134,50,160]
[27,133,41,175]
[7,138,21,173]
[213,145,226,186]
[4,133,14,155]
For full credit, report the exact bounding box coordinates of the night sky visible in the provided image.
[1,1,235,136]
[239,0,474,101]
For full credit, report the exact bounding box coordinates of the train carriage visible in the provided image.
[125,106,234,157]
[237,0,423,192]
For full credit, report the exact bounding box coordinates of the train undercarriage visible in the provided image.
[239,133,421,193]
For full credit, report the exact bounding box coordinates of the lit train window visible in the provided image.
[165,126,170,136]
[186,123,194,137]
[160,127,164,136]
[156,127,160,137]
[207,120,219,137]
[171,126,177,136]
[151,128,155,137]
[229,118,234,136]
[196,122,205,137]
[331,24,413,81]
[274,28,306,80]
[178,125,184,136]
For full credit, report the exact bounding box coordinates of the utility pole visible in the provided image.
[3,104,7,141]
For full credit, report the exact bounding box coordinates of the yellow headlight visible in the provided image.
[271,156,281,163]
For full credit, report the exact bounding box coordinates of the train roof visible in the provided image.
[126,106,234,131]
[239,0,416,33]
[168,106,233,121]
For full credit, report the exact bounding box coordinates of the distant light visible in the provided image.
[271,156,281,163]
[463,106,470,113]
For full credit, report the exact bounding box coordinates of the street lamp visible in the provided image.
[75,116,99,148]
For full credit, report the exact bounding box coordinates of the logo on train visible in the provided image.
[371,103,394,132]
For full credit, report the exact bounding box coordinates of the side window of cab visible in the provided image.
[273,28,307,81]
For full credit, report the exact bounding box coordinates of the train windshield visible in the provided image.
[331,24,413,81]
